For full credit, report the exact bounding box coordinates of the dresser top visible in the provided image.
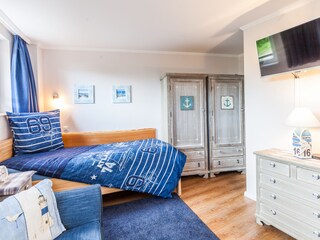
[254,148,320,170]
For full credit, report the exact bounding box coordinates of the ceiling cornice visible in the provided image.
[41,45,242,58]
[240,0,315,31]
[0,10,31,43]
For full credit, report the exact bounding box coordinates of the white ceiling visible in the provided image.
[0,0,308,54]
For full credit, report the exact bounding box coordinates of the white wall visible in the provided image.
[243,1,320,200]
[42,50,242,138]
[0,22,13,140]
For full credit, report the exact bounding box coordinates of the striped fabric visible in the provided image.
[1,145,96,178]
[60,138,187,198]
[6,110,64,155]
[2,139,186,198]
[0,179,65,240]
[0,171,35,196]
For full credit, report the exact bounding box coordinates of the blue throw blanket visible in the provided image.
[2,139,186,198]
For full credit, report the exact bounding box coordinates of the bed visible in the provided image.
[0,128,184,197]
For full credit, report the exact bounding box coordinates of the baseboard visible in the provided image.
[244,191,256,201]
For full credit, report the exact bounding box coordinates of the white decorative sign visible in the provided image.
[221,96,234,110]
[292,128,312,159]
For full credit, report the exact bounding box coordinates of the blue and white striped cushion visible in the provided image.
[6,110,64,155]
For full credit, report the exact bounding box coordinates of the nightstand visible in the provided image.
[0,171,36,201]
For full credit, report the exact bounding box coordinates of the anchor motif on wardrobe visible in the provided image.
[224,99,231,107]
[183,97,192,109]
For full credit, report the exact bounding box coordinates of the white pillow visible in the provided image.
[0,179,65,240]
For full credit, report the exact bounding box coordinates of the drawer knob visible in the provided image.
[269,162,276,168]
[237,149,242,152]
[313,212,320,218]
[270,178,276,184]
[313,231,320,237]
[198,163,201,167]
[270,194,277,200]
[312,174,320,180]
[313,193,320,199]
[270,210,276,215]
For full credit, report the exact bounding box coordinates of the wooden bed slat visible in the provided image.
[0,138,13,162]
[32,178,122,195]
[0,128,157,162]
[62,128,156,148]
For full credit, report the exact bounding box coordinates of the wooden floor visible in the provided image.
[103,172,294,240]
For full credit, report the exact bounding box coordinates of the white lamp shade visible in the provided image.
[286,107,320,128]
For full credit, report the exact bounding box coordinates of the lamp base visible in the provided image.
[292,128,312,159]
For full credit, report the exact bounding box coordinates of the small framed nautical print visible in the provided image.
[180,96,194,111]
[221,96,234,110]
[74,84,95,104]
[112,85,131,103]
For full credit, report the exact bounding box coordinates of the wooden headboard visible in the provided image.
[0,128,156,163]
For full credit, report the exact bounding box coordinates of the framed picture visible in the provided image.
[112,85,131,103]
[74,84,95,104]
[221,96,234,110]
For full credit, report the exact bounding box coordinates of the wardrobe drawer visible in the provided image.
[212,147,243,157]
[260,158,289,177]
[184,160,206,171]
[260,188,320,225]
[212,157,244,168]
[260,173,320,205]
[297,168,320,187]
[260,203,320,240]
[182,150,205,161]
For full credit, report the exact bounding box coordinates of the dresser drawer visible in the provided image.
[260,188,320,226]
[260,173,320,205]
[184,160,206,171]
[212,157,244,168]
[297,168,320,187]
[212,147,243,157]
[260,203,320,240]
[260,158,289,177]
[182,150,205,161]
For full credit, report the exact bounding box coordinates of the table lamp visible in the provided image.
[286,107,320,158]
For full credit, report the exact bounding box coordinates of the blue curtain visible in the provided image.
[11,35,39,112]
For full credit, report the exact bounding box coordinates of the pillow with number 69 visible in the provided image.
[6,109,64,155]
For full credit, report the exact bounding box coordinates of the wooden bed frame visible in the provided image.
[0,128,182,196]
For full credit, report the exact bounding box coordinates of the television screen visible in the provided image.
[256,17,320,77]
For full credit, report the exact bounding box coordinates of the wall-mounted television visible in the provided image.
[256,17,320,77]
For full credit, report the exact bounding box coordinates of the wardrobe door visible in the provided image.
[169,76,208,177]
[208,75,245,176]
[212,80,243,146]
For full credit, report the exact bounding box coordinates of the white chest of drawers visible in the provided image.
[255,149,320,240]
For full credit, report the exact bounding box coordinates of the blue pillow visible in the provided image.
[0,179,65,239]
[6,110,64,155]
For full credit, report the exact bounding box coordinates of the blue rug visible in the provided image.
[103,194,219,240]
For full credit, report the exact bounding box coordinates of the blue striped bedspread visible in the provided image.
[1,139,186,198]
